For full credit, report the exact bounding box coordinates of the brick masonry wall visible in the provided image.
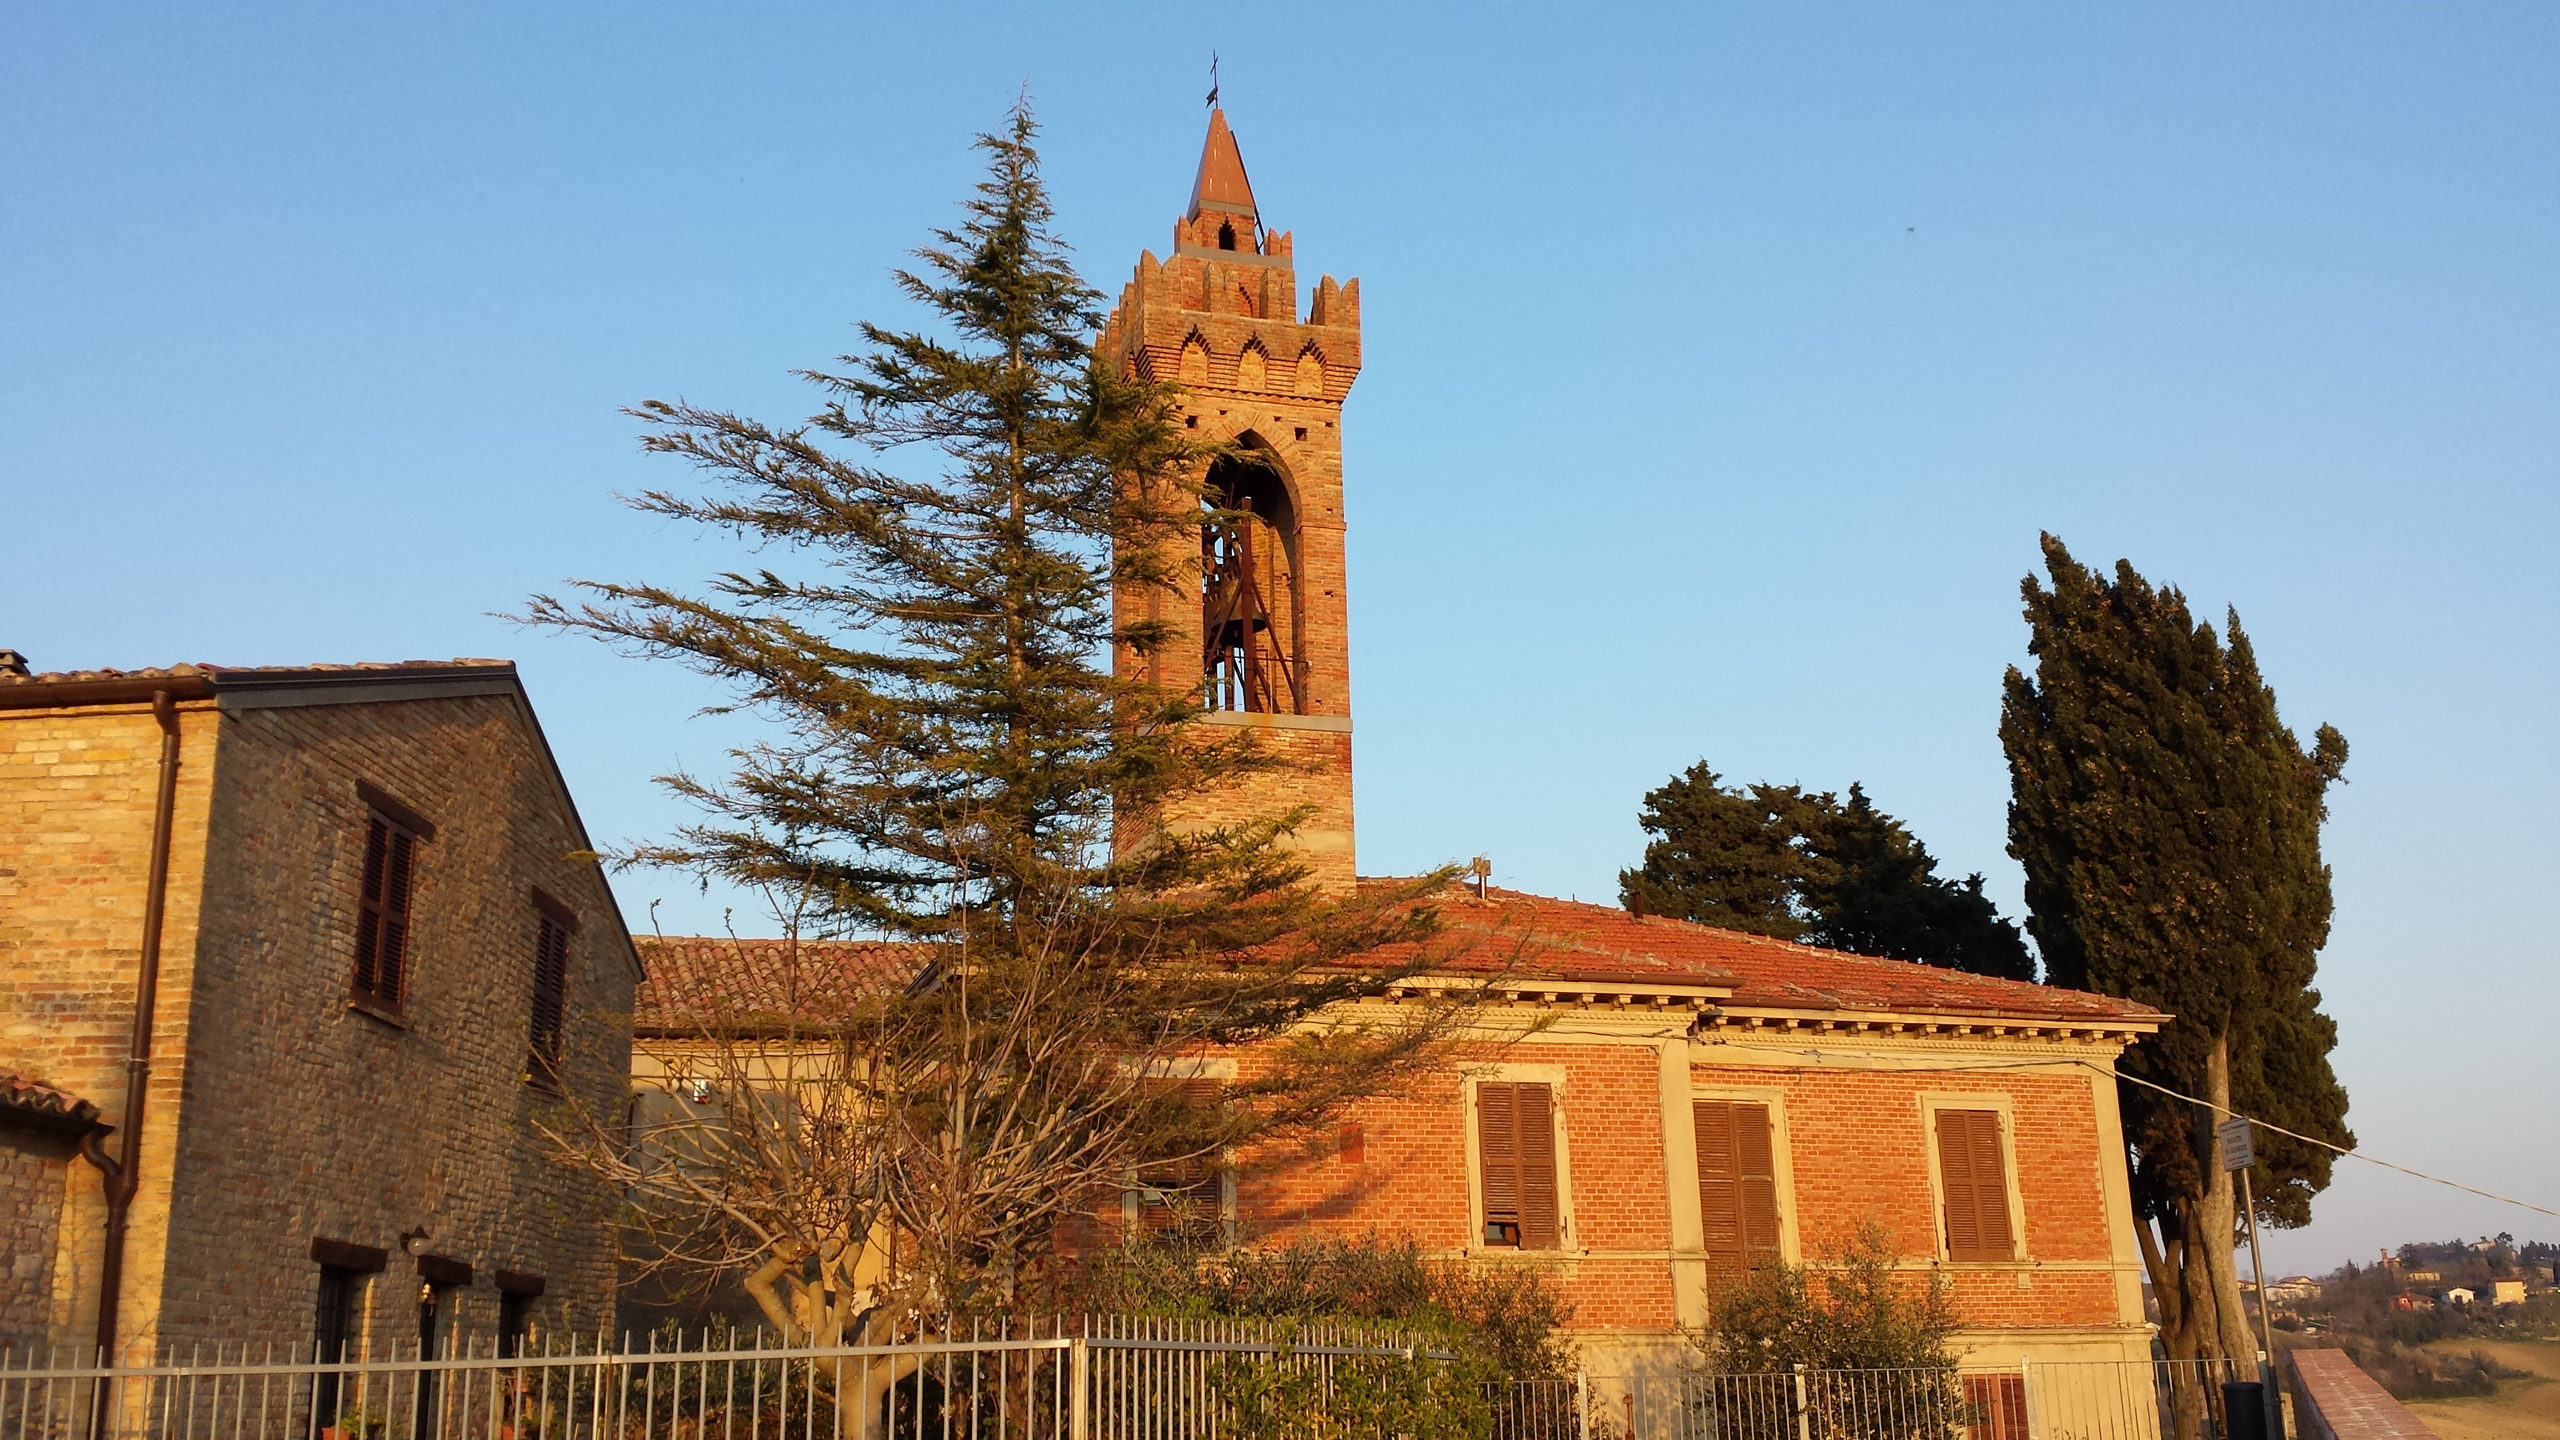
[1213,1030,2134,1345]
[0,1134,73,1349]
[0,691,634,1356]
[159,693,633,1353]
[0,701,218,1352]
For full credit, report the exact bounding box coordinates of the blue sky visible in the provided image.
[7,2,2554,1275]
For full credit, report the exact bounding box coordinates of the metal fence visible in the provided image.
[0,1333,2263,1440]
[0,1318,1504,1440]
[1664,1359,2254,1440]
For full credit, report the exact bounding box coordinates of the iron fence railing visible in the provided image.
[1665,1358,2254,1440]
[0,1331,2265,1440]
[0,1318,1480,1440]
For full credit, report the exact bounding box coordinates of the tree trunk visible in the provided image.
[2200,1036,2255,1370]
[2138,1034,2259,1439]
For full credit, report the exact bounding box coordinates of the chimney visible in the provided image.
[0,651,29,677]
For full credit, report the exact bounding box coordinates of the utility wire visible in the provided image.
[1670,1034,2560,1223]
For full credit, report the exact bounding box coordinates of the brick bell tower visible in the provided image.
[1103,108,1362,891]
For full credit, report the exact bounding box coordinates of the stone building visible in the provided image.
[0,659,637,1362]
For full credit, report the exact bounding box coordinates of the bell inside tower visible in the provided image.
[1201,450,1303,715]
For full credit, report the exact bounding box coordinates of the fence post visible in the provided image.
[1791,1363,1812,1440]
[1067,1337,1089,1440]
[1576,1367,1590,1440]
[2020,1355,2036,1440]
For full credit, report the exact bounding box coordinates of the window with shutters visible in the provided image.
[350,811,421,1011]
[1694,1099,1783,1284]
[1933,1107,2020,1262]
[1128,1078,1229,1244]
[1475,1080,1563,1251]
[526,891,576,1084]
[1962,1374,2029,1440]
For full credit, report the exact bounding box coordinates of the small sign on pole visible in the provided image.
[2217,1117,2255,1172]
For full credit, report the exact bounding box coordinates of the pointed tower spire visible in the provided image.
[1186,109,1259,225]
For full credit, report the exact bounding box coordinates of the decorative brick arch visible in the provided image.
[1201,432,1305,715]
[1293,348,1325,397]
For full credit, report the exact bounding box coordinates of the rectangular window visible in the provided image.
[1936,1108,2018,1261]
[1130,1078,1227,1243]
[313,1265,360,1419]
[1963,1373,2029,1440]
[495,1271,545,1359]
[1477,1080,1561,1250]
[527,893,576,1082]
[351,813,419,1009]
[1694,1100,1782,1283]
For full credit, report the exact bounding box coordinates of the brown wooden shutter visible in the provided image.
[1697,1101,1781,1282]
[1516,1083,1560,1250]
[1938,1109,2015,1261]
[1695,1100,1742,1273]
[528,913,571,1075]
[352,815,418,1008]
[1136,1078,1224,1240]
[1477,1081,1522,1244]
[1478,1081,1561,1250]
[1963,1373,2029,1440]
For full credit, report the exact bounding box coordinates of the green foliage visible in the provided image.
[1067,1232,1578,1384]
[1068,1235,1567,1440]
[1692,1221,1961,1376]
[1212,1337,1498,1440]
[1620,767,2034,980]
[1998,534,2352,1230]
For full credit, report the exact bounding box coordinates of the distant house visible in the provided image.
[2405,1269,2442,1283]
[2491,1280,2527,1306]
[2441,1288,2476,1306]
[2391,1293,2435,1312]
[2264,1276,2322,1308]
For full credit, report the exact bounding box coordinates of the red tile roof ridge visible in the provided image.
[0,658,514,686]
[1420,883,2165,1025]
[633,935,920,1027]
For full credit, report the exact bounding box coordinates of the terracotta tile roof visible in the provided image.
[0,1073,107,1137]
[632,886,2161,1035]
[1418,886,2163,1026]
[633,936,919,1032]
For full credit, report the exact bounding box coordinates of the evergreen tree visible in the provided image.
[1619,769,2034,980]
[531,107,1470,1341]
[2000,533,2351,1381]
[1618,763,1820,937]
[1797,786,2036,982]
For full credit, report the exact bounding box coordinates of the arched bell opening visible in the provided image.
[1201,446,1304,715]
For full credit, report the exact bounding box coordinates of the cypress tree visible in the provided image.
[2000,533,2351,1377]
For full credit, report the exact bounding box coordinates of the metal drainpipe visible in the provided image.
[78,689,182,1367]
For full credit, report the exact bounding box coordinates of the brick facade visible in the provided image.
[0,663,637,1359]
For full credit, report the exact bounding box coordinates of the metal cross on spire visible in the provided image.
[1206,52,1220,109]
